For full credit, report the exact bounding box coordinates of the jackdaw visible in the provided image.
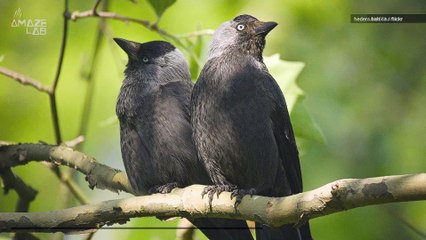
[114,38,253,240]
[191,15,313,240]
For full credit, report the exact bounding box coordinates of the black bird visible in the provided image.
[191,15,313,240]
[114,38,253,240]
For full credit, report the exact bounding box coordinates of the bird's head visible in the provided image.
[114,38,190,82]
[208,14,277,62]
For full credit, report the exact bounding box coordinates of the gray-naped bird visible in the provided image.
[191,15,313,240]
[114,38,253,240]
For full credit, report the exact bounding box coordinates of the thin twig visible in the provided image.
[49,95,62,145]
[64,135,85,148]
[77,1,109,151]
[70,10,151,28]
[52,0,69,93]
[92,0,102,15]
[0,66,52,94]
[49,0,70,144]
[176,29,214,38]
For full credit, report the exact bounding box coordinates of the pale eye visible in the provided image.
[236,24,245,31]
[142,57,149,63]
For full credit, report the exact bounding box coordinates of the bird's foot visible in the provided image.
[230,188,256,209]
[201,184,238,211]
[201,185,255,210]
[148,182,179,194]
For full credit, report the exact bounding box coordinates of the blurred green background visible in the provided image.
[1,0,425,239]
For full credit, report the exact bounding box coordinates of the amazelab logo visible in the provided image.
[10,8,47,35]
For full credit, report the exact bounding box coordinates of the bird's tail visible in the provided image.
[191,218,254,240]
[255,221,312,240]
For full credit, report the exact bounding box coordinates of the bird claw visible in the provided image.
[201,185,238,211]
[201,185,216,211]
[230,188,257,209]
[202,185,256,211]
[148,182,179,194]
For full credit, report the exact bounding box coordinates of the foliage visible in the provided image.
[265,54,324,143]
[147,0,176,19]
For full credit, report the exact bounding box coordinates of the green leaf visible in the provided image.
[264,54,304,112]
[147,0,176,18]
[264,54,324,143]
[291,96,325,143]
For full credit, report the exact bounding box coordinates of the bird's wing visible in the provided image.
[158,80,193,118]
[262,72,303,194]
[157,80,196,154]
[117,85,160,194]
[119,120,152,194]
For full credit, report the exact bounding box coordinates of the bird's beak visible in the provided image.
[113,38,140,60]
[255,21,278,36]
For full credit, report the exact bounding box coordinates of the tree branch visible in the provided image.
[0,143,133,195]
[69,10,151,28]
[0,67,52,94]
[0,174,425,232]
[0,168,38,212]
